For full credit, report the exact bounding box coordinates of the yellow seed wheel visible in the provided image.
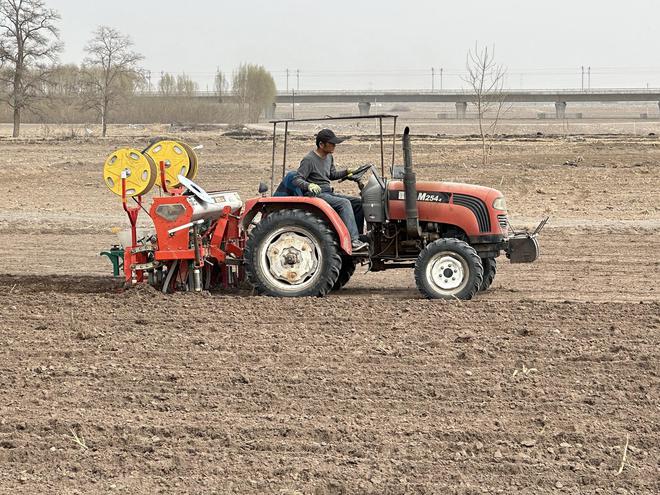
[179,141,198,180]
[103,148,157,197]
[145,140,192,188]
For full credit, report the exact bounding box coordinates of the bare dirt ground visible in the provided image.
[0,122,659,493]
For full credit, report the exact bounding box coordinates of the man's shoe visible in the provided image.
[351,240,369,252]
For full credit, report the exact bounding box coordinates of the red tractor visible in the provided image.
[105,116,544,300]
[240,116,544,299]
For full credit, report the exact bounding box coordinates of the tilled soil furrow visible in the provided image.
[1,293,658,493]
[1,132,659,492]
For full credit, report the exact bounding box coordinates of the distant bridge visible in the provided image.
[141,89,660,119]
[271,88,660,103]
[272,89,660,118]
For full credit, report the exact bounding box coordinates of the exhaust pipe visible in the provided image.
[402,127,421,238]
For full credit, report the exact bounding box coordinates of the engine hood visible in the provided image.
[388,180,503,201]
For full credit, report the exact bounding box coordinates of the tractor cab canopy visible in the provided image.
[267,114,399,194]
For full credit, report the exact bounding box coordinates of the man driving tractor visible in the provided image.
[292,129,368,252]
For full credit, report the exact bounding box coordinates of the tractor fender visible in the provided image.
[241,197,353,255]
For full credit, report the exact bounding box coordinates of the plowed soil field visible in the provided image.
[1,124,658,494]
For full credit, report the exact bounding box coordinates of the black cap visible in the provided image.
[316,128,347,145]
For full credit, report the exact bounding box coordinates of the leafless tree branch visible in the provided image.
[461,42,509,165]
[0,0,61,136]
[80,25,143,136]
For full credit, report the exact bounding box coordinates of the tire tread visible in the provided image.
[244,208,341,297]
[332,256,356,290]
[414,238,483,300]
[479,257,497,292]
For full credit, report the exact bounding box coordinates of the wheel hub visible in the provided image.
[265,232,319,285]
[430,255,465,290]
[283,249,300,265]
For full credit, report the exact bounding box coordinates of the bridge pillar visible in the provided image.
[555,101,567,119]
[358,101,371,116]
[455,101,467,119]
[264,102,276,119]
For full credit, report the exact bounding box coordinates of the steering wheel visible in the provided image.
[339,163,373,183]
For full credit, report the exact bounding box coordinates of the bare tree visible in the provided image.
[0,0,61,137]
[462,43,508,165]
[158,72,175,95]
[176,72,197,96]
[46,63,82,96]
[81,26,142,137]
[232,63,276,122]
[214,69,227,100]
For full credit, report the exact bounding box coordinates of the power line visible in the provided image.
[143,66,660,91]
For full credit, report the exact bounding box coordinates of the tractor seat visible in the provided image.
[273,171,303,197]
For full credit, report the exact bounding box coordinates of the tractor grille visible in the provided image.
[497,214,509,231]
[453,194,491,233]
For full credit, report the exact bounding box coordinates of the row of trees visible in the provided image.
[0,0,277,137]
[158,73,198,96]
[45,68,215,97]
[0,0,504,167]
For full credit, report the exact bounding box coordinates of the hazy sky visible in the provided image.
[49,0,660,90]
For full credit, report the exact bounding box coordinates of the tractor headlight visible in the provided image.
[492,197,507,211]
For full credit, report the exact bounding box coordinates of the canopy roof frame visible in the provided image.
[268,114,399,192]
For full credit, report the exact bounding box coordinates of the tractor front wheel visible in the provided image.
[414,238,483,300]
[479,257,497,292]
[244,208,342,297]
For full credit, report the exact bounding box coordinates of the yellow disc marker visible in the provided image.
[145,140,192,188]
[179,141,199,180]
[103,148,157,197]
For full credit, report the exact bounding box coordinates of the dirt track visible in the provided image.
[0,125,658,493]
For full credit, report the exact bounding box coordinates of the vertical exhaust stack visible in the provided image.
[402,127,421,238]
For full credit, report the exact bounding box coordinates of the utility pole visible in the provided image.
[146,70,152,92]
[286,68,289,92]
[296,69,300,90]
[581,66,584,91]
[215,65,223,97]
[440,67,443,91]
[431,67,435,91]
[588,66,591,90]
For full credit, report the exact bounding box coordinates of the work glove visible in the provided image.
[308,183,322,196]
[346,167,358,177]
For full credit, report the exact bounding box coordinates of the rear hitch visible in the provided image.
[531,217,549,236]
[505,217,548,264]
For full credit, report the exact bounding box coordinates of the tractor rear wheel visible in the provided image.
[332,256,356,290]
[414,238,483,300]
[479,257,497,292]
[244,208,342,297]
